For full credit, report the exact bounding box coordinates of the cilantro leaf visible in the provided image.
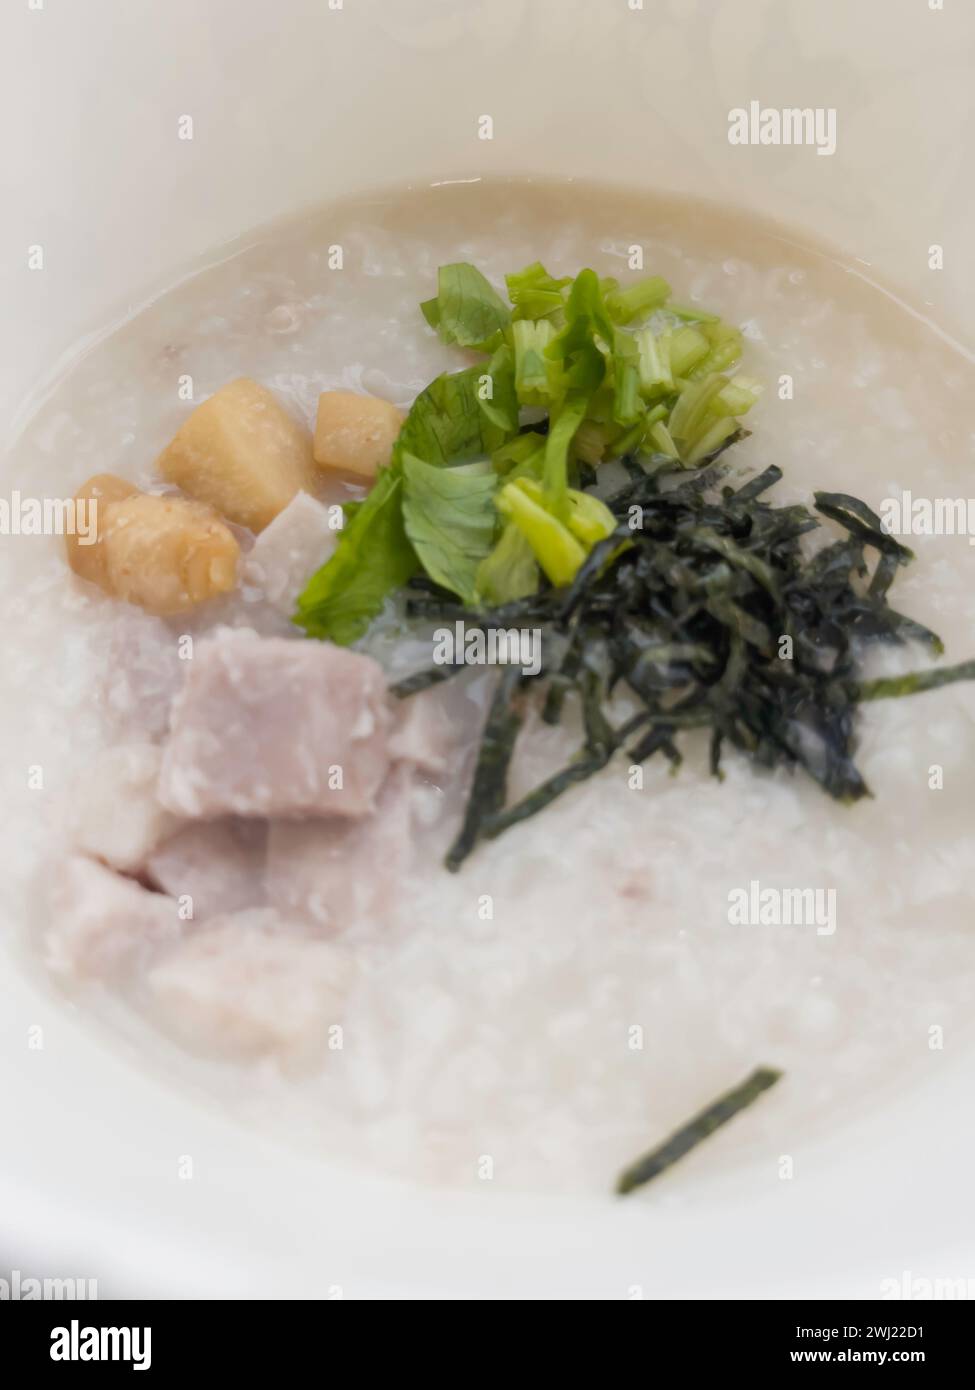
[420,263,511,351]
[401,452,499,604]
[293,467,417,644]
[396,366,513,468]
[476,343,519,435]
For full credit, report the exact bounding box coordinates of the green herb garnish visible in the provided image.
[401,453,498,605]
[420,262,511,351]
[616,1066,782,1195]
[295,261,762,641]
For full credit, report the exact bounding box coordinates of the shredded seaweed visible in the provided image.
[396,457,975,870]
[615,1066,782,1195]
[444,665,525,871]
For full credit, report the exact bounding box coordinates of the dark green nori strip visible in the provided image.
[853,658,975,703]
[389,664,466,698]
[444,665,524,872]
[814,491,914,562]
[730,463,782,503]
[867,548,900,600]
[615,1066,783,1195]
[485,666,617,836]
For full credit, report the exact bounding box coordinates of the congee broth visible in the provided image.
[4,180,975,1194]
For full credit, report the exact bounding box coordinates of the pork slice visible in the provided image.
[146,818,267,922]
[266,763,417,932]
[241,491,337,616]
[63,744,181,873]
[47,855,181,980]
[147,909,353,1065]
[157,629,390,818]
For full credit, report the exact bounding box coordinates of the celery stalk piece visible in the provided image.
[635,328,674,396]
[475,519,540,603]
[565,490,618,547]
[689,322,744,380]
[612,330,643,426]
[546,269,618,362]
[605,276,672,325]
[512,318,556,406]
[511,477,616,551]
[505,261,572,321]
[668,374,729,445]
[609,419,648,458]
[497,481,586,587]
[665,303,720,324]
[583,382,616,426]
[543,393,590,520]
[647,420,680,459]
[684,416,739,466]
[519,476,616,549]
[574,419,610,466]
[712,375,764,417]
[668,325,710,377]
[690,339,744,379]
[491,431,548,478]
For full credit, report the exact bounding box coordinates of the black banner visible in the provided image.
[0,1299,968,1373]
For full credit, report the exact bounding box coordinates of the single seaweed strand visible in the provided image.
[853,658,975,703]
[615,1066,782,1196]
[444,665,524,872]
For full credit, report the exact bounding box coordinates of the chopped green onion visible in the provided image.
[605,275,671,325]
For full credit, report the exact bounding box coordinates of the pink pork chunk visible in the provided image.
[158,630,390,819]
[48,855,181,981]
[266,763,416,931]
[146,818,267,921]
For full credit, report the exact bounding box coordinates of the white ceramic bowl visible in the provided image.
[2,0,973,1298]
